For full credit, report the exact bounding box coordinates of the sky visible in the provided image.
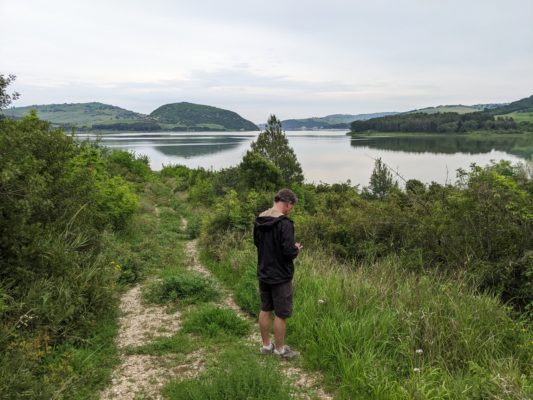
[1,0,532,123]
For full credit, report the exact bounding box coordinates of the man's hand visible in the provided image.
[295,242,303,251]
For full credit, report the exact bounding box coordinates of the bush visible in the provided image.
[0,113,138,396]
[104,149,152,183]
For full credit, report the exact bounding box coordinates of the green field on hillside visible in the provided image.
[5,102,145,127]
[499,111,533,123]
[410,105,484,114]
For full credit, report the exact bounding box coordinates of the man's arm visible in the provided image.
[280,219,299,259]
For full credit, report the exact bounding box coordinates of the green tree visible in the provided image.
[250,115,304,184]
[239,150,283,191]
[368,158,398,199]
[0,73,20,110]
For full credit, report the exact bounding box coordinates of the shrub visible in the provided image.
[0,113,138,396]
[238,150,283,191]
[104,149,151,183]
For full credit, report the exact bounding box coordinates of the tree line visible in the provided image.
[350,111,520,133]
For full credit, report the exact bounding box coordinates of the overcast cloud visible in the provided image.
[1,0,532,122]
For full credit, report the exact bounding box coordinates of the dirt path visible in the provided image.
[185,239,333,400]
[101,219,332,399]
[100,211,205,400]
[99,284,204,400]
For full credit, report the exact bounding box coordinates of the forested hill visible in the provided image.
[488,94,533,115]
[4,102,146,129]
[5,101,259,132]
[350,95,533,134]
[150,102,259,131]
[281,112,398,129]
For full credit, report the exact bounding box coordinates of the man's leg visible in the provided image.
[274,316,286,351]
[259,310,273,346]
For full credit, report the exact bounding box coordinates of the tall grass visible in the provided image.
[291,251,532,399]
[200,234,532,399]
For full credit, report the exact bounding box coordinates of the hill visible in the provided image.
[281,112,398,130]
[150,102,258,131]
[3,102,146,129]
[350,95,533,134]
[5,101,259,131]
[490,94,533,114]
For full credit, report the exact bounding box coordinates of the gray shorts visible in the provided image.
[259,280,293,319]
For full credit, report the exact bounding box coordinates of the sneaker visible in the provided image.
[260,343,274,354]
[273,346,300,359]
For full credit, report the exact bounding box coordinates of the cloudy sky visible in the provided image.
[1,0,532,123]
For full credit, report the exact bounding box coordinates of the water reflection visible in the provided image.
[351,134,533,159]
[77,130,529,185]
[155,142,244,157]
[88,133,252,158]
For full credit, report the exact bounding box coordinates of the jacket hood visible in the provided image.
[255,208,287,231]
[259,208,284,218]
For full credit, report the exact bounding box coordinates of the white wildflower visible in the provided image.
[413,368,421,373]
[416,349,423,354]
[318,299,325,304]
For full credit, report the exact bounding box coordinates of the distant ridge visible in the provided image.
[349,94,533,134]
[4,101,259,132]
[281,112,399,130]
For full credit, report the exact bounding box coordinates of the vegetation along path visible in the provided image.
[100,205,333,399]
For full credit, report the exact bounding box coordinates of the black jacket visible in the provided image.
[253,213,299,284]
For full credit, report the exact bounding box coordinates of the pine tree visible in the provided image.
[368,158,397,199]
[250,115,304,185]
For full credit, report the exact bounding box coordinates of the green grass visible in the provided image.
[200,245,260,318]
[125,333,193,356]
[499,111,533,123]
[411,105,484,114]
[294,252,532,399]
[163,345,293,400]
[200,237,533,399]
[6,102,144,127]
[182,304,249,339]
[0,309,121,400]
[144,272,219,305]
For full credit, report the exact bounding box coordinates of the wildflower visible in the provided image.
[413,368,421,373]
[318,299,325,304]
[416,349,423,354]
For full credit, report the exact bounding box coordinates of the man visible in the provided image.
[253,188,303,359]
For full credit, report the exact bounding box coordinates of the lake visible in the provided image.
[77,130,531,187]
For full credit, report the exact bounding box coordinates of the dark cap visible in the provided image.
[274,188,298,204]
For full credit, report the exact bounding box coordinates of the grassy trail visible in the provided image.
[100,186,333,399]
[100,207,204,399]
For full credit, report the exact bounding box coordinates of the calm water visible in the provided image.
[77,130,530,186]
